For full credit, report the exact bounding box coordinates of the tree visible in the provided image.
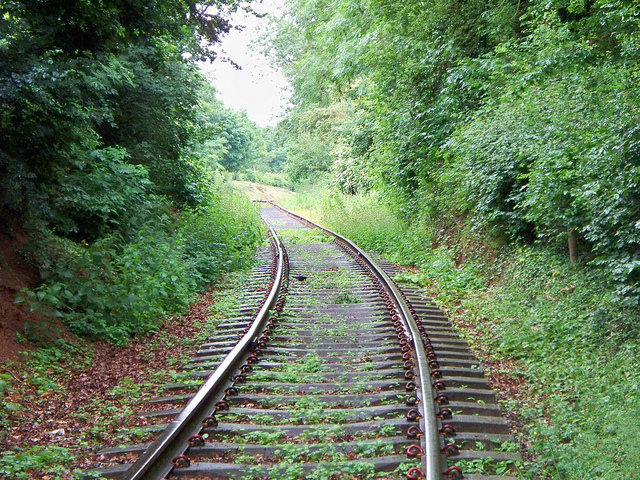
[269,0,640,327]
[1,0,244,229]
[285,132,332,182]
[1,0,266,343]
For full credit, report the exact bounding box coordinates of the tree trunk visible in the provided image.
[568,227,578,263]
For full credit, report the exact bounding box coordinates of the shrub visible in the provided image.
[16,179,263,344]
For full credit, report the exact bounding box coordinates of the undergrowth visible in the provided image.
[290,189,640,480]
[457,252,640,479]
[15,179,264,344]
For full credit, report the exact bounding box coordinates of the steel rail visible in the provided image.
[263,201,444,480]
[121,225,286,480]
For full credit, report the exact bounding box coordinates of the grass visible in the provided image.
[290,187,640,480]
[280,188,407,254]
[232,179,296,203]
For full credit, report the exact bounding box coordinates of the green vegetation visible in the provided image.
[460,251,640,479]
[13,176,263,343]
[5,0,640,476]
[279,228,330,244]
[267,0,640,332]
[333,291,362,304]
[0,445,78,480]
[289,192,640,479]
[1,0,270,342]
[264,4,640,474]
[0,269,254,479]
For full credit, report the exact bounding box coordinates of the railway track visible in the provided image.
[89,203,520,480]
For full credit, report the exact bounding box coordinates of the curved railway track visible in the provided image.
[89,203,520,480]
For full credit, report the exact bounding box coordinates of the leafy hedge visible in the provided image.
[17,174,263,344]
[443,9,640,335]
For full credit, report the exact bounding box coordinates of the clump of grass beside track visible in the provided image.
[283,190,640,480]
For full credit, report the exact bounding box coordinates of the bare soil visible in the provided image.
[0,230,54,362]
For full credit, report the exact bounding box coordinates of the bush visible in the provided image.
[51,147,157,241]
[17,178,263,344]
[445,31,640,333]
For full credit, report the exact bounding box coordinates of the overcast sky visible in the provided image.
[201,0,291,127]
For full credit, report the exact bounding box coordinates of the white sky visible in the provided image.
[201,0,291,127]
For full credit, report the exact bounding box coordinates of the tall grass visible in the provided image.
[280,186,404,251]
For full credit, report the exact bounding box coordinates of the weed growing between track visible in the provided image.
[210,215,425,479]
[287,190,640,480]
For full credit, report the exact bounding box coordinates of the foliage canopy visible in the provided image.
[1,0,268,342]
[268,0,640,334]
